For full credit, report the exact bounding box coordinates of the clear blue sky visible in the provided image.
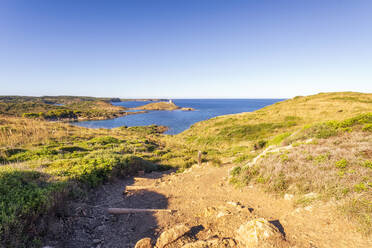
[1,0,371,98]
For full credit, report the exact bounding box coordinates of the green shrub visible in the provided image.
[360,160,372,169]
[335,159,348,169]
[314,153,330,164]
[0,169,64,247]
[362,123,372,132]
[354,182,368,193]
[58,146,87,153]
[88,136,120,145]
[22,113,39,118]
[230,166,241,177]
[254,140,267,150]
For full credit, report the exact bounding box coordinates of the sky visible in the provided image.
[0,0,371,98]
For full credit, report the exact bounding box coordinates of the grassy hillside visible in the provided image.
[163,92,371,234]
[0,92,371,246]
[167,92,371,161]
[0,96,126,121]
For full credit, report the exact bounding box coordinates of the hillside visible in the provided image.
[0,92,371,247]
[0,96,127,121]
[169,92,371,155]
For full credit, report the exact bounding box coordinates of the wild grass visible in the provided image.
[168,92,372,162]
[0,117,175,247]
[1,92,371,245]
[231,127,372,234]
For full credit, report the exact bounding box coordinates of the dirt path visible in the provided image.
[43,164,372,248]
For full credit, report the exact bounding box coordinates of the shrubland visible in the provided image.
[0,116,186,247]
[0,96,126,121]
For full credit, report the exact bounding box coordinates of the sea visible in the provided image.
[72,99,285,135]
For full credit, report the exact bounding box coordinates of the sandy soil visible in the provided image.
[43,163,372,248]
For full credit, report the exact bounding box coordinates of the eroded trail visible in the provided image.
[44,164,372,248]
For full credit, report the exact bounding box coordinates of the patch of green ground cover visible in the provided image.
[211,120,297,145]
[0,168,66,247]
[284,113,372,143]
[268,132,292,146]
[0,123,173,247]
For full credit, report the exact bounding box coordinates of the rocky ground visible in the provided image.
[43,163,372,248]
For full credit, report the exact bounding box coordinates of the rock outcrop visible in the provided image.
[235,218,284,247]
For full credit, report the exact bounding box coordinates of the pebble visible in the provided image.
[284,194,294,200]
[97,225,105,231]
[93,239,101,244]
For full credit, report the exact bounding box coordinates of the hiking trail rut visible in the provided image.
[43,163,372,248]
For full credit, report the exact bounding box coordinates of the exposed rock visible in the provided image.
[181,238,236,248]
[93,239,101,244]
[181,107,195,111]
[284,194,294,200]
[181,238,219,248]
[135,237,153,248]
[304,192,318,199]
[235,218,283,247]
[304,206,313,212]
[227,201,240,206]
[156,224,191,248]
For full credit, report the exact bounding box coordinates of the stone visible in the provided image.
[92,239,101,244]
[235,218,283,247]
[227,201,240,206]
[181,238,236,248]
[304,192,318,199]
[96,225,105,231]
[284,194,294,200]
[156,224,191,248]
[135,237,152,248]
[181,239,219,248]
[304,206,313,212]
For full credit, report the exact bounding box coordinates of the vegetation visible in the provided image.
[0,91,371,246]
[0,96,127,121]
[133,101,182,110]
[163,92,371,234]
[0,117,180,247]
[228,114,372,234]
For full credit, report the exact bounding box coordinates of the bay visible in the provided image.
[73,99,284,134]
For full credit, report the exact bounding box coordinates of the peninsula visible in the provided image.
[132,100,195,111]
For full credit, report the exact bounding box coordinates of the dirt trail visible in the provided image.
[44,164,372,248]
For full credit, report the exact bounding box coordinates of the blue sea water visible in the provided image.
[73,99,284,135]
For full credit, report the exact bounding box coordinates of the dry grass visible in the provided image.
[254,132,371,195]
[234,131,372,234]
[0,116,115,147]
[133,101,180,110]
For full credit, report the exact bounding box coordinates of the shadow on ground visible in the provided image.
[43,172,170,248]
